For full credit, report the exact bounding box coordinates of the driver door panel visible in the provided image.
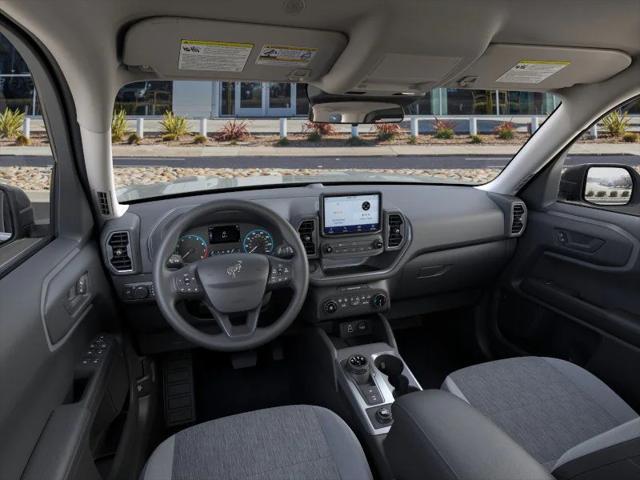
[0,238,126,480]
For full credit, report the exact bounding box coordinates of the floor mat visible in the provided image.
[394,309,486,389]
[192,347,298,423]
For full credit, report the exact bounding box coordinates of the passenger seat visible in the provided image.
[442,356,640,478]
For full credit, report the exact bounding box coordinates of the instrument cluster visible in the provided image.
[172,224,276,264]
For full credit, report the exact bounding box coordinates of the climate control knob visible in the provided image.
[371,294,387,310]
[323,300,338,314]
[373,239,384,249]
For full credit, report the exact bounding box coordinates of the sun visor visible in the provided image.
[449,44,631,91]
[122,17,347,82]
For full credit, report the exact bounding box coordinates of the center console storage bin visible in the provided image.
[384,390,553,480]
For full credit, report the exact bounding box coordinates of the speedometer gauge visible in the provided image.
[242,229,274,254]
[176,234,208,263]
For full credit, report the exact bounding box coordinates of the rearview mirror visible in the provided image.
[307,85,420,124]
[584,166,633,206]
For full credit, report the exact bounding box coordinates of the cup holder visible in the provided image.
[374,354,405,377]
[374,354,419,398]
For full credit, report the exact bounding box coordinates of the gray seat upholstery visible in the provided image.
[442,356,640,477]
[142,405,373,480]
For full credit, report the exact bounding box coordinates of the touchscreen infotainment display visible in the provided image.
[322,193,381,235]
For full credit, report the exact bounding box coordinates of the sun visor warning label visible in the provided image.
[256,45,317,66]
[496,60,570,84]
[178,40,253,72]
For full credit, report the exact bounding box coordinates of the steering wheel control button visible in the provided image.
[269,261,292,286]
[175,273,200,295]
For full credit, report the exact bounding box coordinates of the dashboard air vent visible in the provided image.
[96,191,111,216]
[387,213,404,248]
[298,220,317,256]
[511,203,527,235]
[108,231,133,272]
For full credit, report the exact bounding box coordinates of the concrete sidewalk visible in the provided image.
[2,142,639,157]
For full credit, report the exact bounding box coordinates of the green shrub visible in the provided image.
[602,110,629,137]
[160,111,189,138]
[306,131,322,142]
[15,134,30,146]
[193,134,208,144]
[302,121,334,141]
[407,135,417,145]
[0,108,25,139]
[435,128,454,139]
[434,118,455,139]
[215,120,249,142]
[162,133,178,142]
[495,121,516,140]
[622,132,638,143]
[469,134,483,144]
[346,136,366,146]
[127,133,141,145]
[111,109,128,142]
[275,137,290,146]
[374,123,402,141]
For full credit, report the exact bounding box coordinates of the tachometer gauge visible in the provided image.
[242,229,274,255]
[176,234,208,263]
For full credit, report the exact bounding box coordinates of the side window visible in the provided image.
[0,33,53,254]
[558,95,639,212]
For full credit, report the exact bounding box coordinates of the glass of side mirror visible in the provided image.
[584,167,633,206]
[0,190,13,244]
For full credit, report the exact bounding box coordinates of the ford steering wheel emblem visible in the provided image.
[226,260,243,278]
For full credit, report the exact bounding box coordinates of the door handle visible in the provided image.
[65,272,91,317]
[555,229,604,253]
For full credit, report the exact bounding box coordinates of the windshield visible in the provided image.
[109,81,562,202]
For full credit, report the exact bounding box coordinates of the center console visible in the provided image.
[310,314,422,479]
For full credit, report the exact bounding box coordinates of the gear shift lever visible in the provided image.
[345,354,371,384]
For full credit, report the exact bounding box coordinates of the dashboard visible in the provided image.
[100,183,527,336]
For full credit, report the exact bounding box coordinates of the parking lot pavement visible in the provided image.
[1,153,639,170]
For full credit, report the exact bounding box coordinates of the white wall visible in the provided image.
[172,81,214,118]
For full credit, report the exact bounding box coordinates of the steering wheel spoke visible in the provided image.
[205,303,261,338]
[267,256,295,291]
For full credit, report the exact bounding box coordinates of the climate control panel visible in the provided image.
[319,285,389,320]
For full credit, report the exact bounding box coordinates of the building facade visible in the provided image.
[111,80,562,119]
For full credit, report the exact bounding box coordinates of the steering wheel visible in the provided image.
[152,199,309,351]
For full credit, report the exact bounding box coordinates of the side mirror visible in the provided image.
[559,164,636,206]
[0,184,35,245]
